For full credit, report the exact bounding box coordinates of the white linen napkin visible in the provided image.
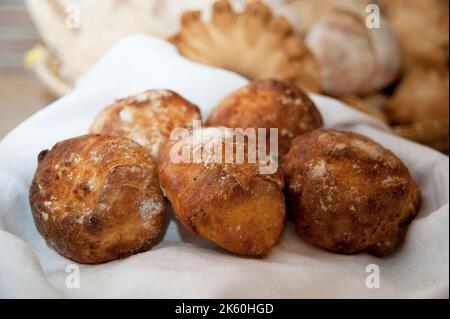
[0,35,448,298]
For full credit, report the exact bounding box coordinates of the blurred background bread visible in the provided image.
[170,0,321,92]
[3,0,447,153]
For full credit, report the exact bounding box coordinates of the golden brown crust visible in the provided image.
[29,134,166,264]
[90,89,201,158]
[206,79,323,156]
[169,0,321,93]
[158,127,286,257]
[281,129,420,257]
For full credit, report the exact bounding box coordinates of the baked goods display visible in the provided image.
[90,89,201,158]
[27,81,424,263]
[281,129,420,256]
[305,9,401,96]
[158,127,286,256]
[29,134,166,264]
[169,0,321,93]
[206,79,323,155]
[24,0,433,263]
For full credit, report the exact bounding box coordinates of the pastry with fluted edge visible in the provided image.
[281,129,420,257]
[158,127,286,257]
[206,79,323,156]
[90,89,201,158]
[29,134,166,264]
[170,0,320,93]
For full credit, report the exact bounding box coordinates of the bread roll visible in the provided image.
[282,129,420,257]
[29,134,166,264]
[90,89,201,158]
[158,127,286,256]
[305,9,401,96]
[206,79,323,156]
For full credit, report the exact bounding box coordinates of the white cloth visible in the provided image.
[0,35,448,299]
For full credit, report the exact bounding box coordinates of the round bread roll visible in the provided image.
[159,127,286,256]
[29,134,166,264]
[206,79,323,156]
[282,129,420,257]
[90,89,201,158]
[305,9,401,96]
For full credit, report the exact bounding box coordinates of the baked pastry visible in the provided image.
[90,89,201,158]
[206,79,323,156]
[170,0,321,93]
[158,127,286,256]
[282,129,420,257]
[305,8,401,96]
[381,0,449,69]
[29,134,166,264]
